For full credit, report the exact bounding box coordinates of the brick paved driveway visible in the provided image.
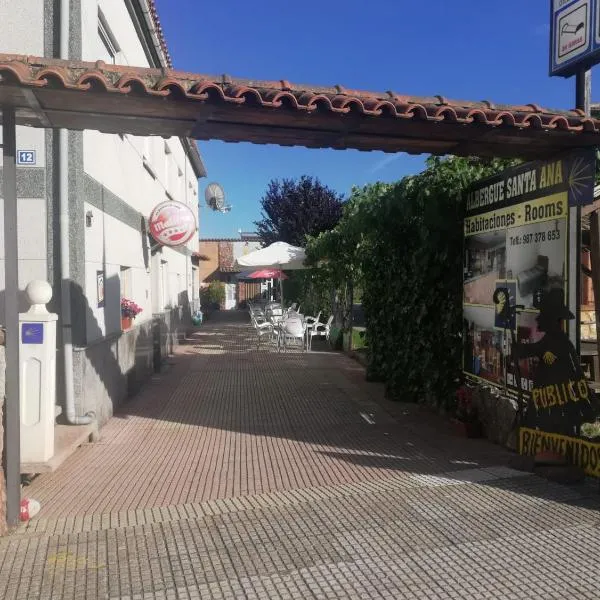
[1,311,600,599]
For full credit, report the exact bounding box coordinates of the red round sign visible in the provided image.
[148,201,197,247]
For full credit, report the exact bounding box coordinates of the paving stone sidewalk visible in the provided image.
[1,311,600,599]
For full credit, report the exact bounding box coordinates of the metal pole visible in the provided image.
[2,107,21,527]
[575,69,599,370]
[575,69,591,360]
[590,213,600,377]
[576,69,592,115]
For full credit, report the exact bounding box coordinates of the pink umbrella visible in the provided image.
[247,268,288,280]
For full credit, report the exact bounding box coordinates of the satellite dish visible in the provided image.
[204,182,231,213]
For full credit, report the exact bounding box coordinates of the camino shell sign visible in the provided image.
[148,200,197,247]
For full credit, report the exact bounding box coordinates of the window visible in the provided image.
[98,9,120,64]
[143,137,151,161]
[120,266,132,300]
[165,151,170,189]
[177,167,184,199]
[160,260,169,309]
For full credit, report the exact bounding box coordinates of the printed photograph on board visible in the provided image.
[493,281,517,331]
[504,310,544,393]
[463,230,506,305]
[463,305,505,386]
[505,218,566,310]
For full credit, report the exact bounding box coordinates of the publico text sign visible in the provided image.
[148,200,197,247]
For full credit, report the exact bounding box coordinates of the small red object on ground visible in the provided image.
[20,498,41,522]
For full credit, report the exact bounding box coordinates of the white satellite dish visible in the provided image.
[204,182,231,213]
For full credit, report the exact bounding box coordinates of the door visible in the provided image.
[225,283,236,310]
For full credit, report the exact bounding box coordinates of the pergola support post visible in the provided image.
[590,212,600,378]
[2,106,21,527]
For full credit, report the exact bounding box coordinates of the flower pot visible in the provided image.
[452,418,483,439]
[121,316,132,331]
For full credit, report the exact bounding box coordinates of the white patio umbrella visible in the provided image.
[237,242,307,306]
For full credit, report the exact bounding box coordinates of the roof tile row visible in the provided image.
[1,55,598,134]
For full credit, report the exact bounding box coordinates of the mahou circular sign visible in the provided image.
[148,200,197,247]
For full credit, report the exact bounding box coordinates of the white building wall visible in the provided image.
[79,0,200,344]
[0,0,202,426]
[0,3,43,54]
[0,0,46,166]
[0,0,48,315]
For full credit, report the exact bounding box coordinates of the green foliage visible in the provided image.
[351,328,367,350]
[329,326,344,350]
[307,155,518,406]
[282,269,332,320]
[201,281,225,308]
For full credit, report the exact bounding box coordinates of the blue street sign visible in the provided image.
[550,0,600,76]
[16,150,36,165]
[21,323,43,345]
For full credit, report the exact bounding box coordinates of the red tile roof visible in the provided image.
[0,54,592,129]
[1,54,600,158]
[146,0,172,68]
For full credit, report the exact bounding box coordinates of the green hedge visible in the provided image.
[307,156,517,407]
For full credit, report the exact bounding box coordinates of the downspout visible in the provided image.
[59,0,93,425]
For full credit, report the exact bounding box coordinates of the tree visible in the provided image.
[254,176,345,246]
[200,281,225,310]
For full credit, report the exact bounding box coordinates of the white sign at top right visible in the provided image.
[550,0,598,76]
[555,0,590,65]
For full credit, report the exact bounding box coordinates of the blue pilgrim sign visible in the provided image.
[21,323,44,345]
[550,0,600,76]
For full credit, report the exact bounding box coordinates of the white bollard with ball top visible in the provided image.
[19,280,58,464]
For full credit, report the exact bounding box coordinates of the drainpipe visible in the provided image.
[59,0,93,425]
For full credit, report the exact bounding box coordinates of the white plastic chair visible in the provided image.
[267,308,283,328]
[307,315,333,350]
[303,311,321,350]
[249,305,265,322]
[251,313,273,349]
[279,316,306,352]
[304,311,321,327]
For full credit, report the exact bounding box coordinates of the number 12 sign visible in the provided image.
[16,150,36,165]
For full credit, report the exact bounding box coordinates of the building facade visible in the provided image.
[0,0,205,425]
[199,233,263,309]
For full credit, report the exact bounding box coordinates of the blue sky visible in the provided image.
[155,0,594,238]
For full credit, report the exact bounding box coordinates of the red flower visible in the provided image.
[121,297,143,319]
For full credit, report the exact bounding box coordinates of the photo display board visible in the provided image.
[462,150,600,475]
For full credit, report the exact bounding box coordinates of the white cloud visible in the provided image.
[368,153,403,175]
